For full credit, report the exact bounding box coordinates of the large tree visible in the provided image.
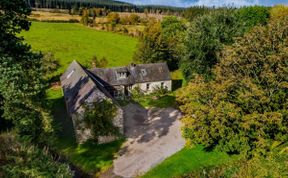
[133,16,186,70]
[177,16,288,157]
[181,8,244,81]
[0,0,53,141]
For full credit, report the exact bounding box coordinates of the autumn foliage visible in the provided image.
[177,15,288,157]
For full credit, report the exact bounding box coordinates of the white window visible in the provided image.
[146,83,150,91]
[117,72,127,79]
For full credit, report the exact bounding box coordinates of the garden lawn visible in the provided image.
[21,22,138,77]
[142,145,238,178]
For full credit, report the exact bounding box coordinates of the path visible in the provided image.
[113,104,185,178]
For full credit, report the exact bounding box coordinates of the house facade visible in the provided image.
[89,62,172,98]
[60,60,171,143]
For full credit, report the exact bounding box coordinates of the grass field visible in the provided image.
[21,22,138,77]
[142,145,238,178]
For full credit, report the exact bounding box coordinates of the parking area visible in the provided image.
[113,104,185,178]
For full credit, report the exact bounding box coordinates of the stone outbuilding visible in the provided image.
[60,60,171,144]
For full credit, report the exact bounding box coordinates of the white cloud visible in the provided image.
[195,0,260,7]
[121,0,285,7]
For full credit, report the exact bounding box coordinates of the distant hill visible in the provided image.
[26,0,136,11]
[25,0,185,13]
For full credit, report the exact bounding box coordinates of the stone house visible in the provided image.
[60,60,171,143]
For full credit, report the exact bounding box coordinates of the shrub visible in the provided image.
[0,133,73,177]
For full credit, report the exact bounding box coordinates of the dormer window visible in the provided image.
[141,69,147,76]
[117,72,127,79]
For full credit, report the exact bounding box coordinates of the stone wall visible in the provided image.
[71,103,124,144]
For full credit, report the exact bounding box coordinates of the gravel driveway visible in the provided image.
[113,104,185,178]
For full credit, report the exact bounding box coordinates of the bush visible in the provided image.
[0,133,73,177]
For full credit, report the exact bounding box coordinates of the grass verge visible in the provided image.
[142,145,238,178]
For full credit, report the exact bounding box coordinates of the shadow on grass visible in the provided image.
[55,138,125,174]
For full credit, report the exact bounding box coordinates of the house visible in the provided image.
[60,60,171,143]
[89,62,172,98]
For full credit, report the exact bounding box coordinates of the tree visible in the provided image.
[0,0,53,141]
[177,16,288,157]
[107,12,120,25]
[270,5,288,20]
[91,56,108,68]
[236,6,270,30]
[0,133,73,177]
[128,14,140,24]
[133,17,186,70]
[80,8,89,26]
[133,19,167,64]
[161,16,186,70]
[181,8,244,81]
[83,100,118,141]
[42,52,59,81]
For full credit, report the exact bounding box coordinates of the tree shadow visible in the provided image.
[172,79,183,91]
[123,104,181,144]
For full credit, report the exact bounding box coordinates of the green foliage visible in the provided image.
[83,100,118,141]
[0,0,53,141]
[183,6,214,21]
[181,8,244,81]
[90,56,108,68]
[134,17,186,70]
[236,6,270,30]
[142,145,237,178]
[21,22,138,77]
[0,133,73,177]
[177,16,288,157]
[42,52,60,81]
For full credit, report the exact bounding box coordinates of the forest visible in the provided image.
[0,0,288,177]
[25,0,185,13]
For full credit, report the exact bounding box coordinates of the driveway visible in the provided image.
[113,104,185,178]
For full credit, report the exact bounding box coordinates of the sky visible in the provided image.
[120,0,288,7]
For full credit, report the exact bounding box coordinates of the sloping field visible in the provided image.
[21,22,138,76]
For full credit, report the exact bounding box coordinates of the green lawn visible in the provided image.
[21,22,138,77]
[142,145,237,178]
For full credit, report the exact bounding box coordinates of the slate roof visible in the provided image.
[89,63,171,86]
[60,61,171,115]
[60,60,110,115]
